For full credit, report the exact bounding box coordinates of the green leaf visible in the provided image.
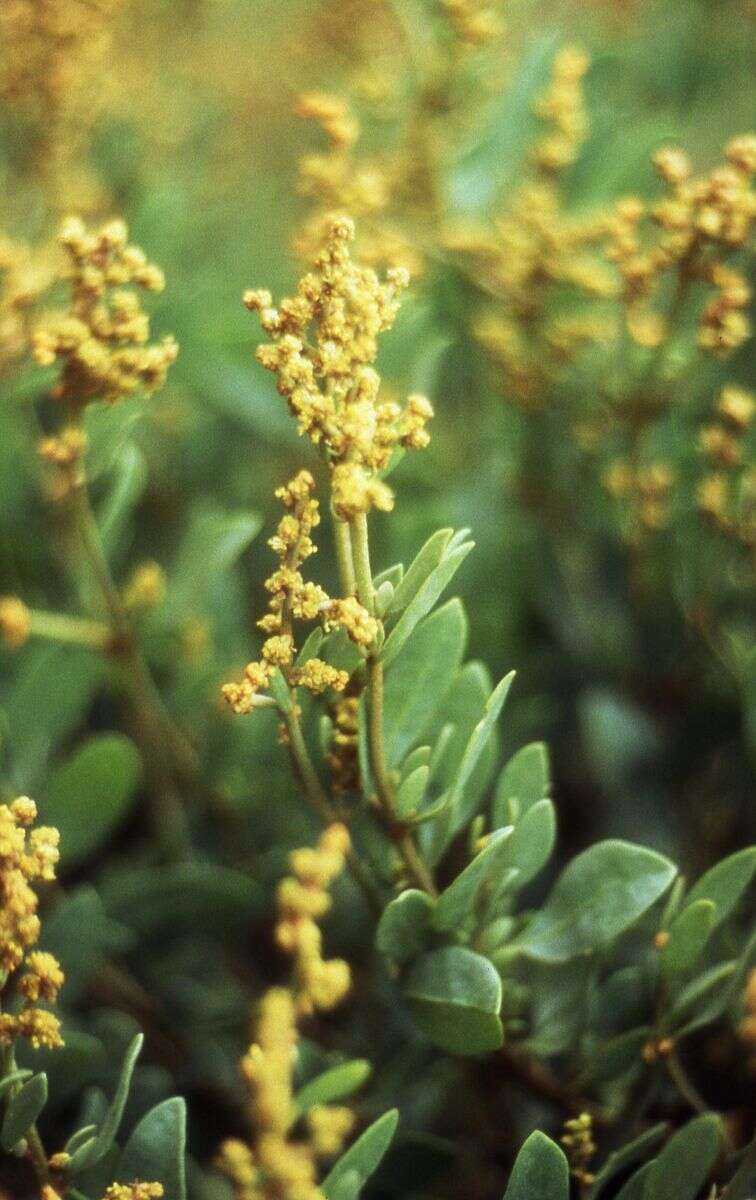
[116,1097,187,1200]
[592,1125,668,1198]
[724,1133,756,1200]
[684,848,756,930]
[376,889,436,964]
[502,1131,570,1200]
[660,900,716,977]
[98,442,149,553]
[616,1162,656,1200]
[165,503,261,620]
[84,398,144,480]
[295,1061,372,1116]
[0,1071,32,1100]
[643,1114,722,1200]
[668,960,739,1038]
[388,529,453,614]
[68,1034,143,1174]
[1,1074,47,1151]
[493,742,551,827]
[395,765,431,820]
[42,734,142,867]
[382,539,474,667]
[322,1110,399,1199]
[383,599,467,765]
[432,830,515,933]
[503,799,556,888]
[404,946,503,1055]
[40,886,131,1005]
[593,1027,651,1083]
[519,841,677,963]
[446,671,515,827]
[100,862,263,938]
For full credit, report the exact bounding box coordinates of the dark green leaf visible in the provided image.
[660,900,716,977]
[643,1114,722,1200]
[376,889,436,964]
[42,734,142,867]
[685,848,756,930]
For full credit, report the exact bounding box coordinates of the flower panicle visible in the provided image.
[0,797,63,1051]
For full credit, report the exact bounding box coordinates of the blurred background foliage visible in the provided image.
[0,0,754,1196]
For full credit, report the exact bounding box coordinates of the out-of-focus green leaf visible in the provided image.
[376,889,436,964]
[42,733,142,866]
[322,1110,399,1199]
[295,1061,371,1116]
[660,899,716,977]
[684,848,756,930]
[643,1114,722,1200]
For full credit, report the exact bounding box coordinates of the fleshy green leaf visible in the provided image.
[502,798,556,888]
[404,946,503,1055]
[660,900,716,977]
[376,889,436,964]
[42,734,142,867]
[432,829,514,934]
[382,539,473,666]
[502,1131,570,1200]
[388,529,453,614]
[642,1114,722,1200]
[395,765,431,820]
[684,848,756,930]
[383,598,467,765]
[68,1034,143,1173]
[518,841,677,963]
[322,1110,399,1199]
[493,742,551,827]
[1,1074,47,1151]
[295,1061,372,1116]
[117,1098,187,1200]
[592,1125,668,1198]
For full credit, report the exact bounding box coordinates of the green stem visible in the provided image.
[283,702,382,915]
[350,513,437,897]
[333,516,357,596]
[28,609,110,649]
[66,474,194,859]
[665,1047,708,1116]
[0,1033,49,1186]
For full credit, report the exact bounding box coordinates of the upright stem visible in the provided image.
[282,702,382,915]
[66,470,194,859]
[333,516,356,596]
[350,512,437,897]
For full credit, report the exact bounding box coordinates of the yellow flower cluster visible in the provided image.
[0,798,63,1051]
[606,135,755,353]
[0,0,123,208]
[32,216,177,408]
[0,596,32,651]
[561,1113,596,1189]
[123,561,167,611]
[444,48,614,405]
[602,460,675,533]
[533,46,590,175]
[0,234,54,371]
[275,824,352,1018]
[217,826,354,1200]
[221,471,353,716]
[696,385,754,545]
[441,0,504,48]
[99,1186,163,1200]
[294,94,418,274]
[327,695,360,796]
[245,216,432,516]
